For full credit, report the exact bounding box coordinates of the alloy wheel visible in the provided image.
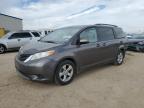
[117,52,123,64]
[59,64,74,82]
[0,45,4,54]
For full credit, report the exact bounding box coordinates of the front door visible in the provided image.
[75,27,100,68]
[7,33,22,49]
[7,32,32,49]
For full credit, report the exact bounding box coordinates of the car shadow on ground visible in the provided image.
[75,63,113,81]
[0,50,18,55]
[13,52,134,87]
[16,76,56,88]
[6,50,18,53]
[16,63,112,87]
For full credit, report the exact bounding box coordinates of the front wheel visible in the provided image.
[0,45,5,54]
[54,60,76,85]
[114,51,125,65]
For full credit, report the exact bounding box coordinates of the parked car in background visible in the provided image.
[15,24,127,85]
[127,34,144,52]
[0,31,41,54]
[38,29,53,37]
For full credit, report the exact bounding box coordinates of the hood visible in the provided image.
[0,38,7,43]
[20,41,62,54]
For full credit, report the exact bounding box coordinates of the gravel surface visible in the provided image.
[0,51,144,108]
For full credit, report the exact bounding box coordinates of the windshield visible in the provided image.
[40,27,82,43]
[1,32,13,39]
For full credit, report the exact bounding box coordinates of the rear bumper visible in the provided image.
[15,55,57,82]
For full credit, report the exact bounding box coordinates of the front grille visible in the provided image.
[19,54,31,61]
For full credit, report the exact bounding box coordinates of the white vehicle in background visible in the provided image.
[0,31,41,54]
[38,29,53,37]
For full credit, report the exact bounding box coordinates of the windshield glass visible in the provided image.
[40,27,82,43]
[1,32,13,39]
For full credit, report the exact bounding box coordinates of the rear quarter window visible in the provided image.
[32,32,40,37]
[96,27,115,41]
[114,28,125,38]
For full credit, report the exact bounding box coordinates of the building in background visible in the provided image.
[0,13,23,37]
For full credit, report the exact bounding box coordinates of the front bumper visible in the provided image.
[16,70,50,81]
[15,55,57,82]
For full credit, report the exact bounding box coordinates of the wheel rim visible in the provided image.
[59,64,74,82]
[0,46,4,53]
[117,52,123,64]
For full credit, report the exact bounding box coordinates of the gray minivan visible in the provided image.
[15,24,127,85]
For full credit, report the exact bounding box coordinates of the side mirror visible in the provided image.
[80,39,89,45]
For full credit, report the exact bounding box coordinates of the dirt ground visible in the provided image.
[0,51,144,108]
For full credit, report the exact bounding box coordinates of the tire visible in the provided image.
[0,45,5,54]
[54,60,76,85]
[140,49,144,52]
[114,50,125,65]
[136,46,141,52]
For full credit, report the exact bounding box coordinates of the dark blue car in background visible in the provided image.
[127,34,144,52]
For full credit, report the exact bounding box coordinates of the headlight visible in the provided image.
[24,50,55,63]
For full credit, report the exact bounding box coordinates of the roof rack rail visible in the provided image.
[95,24,118,27]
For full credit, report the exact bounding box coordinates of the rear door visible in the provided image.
[96,27,117,62]
[19,32,32,46]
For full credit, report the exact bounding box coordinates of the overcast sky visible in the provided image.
[0,0,144,33]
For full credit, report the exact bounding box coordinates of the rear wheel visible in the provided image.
[136,46,140,52]
[140,48,144,52]
[114,50,125,65]
[0,45,5,54]
[54,60,76,85]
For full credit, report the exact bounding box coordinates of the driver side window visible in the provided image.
[80,28,97,43]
